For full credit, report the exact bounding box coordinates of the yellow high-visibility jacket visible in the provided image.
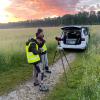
[26,42,40,64]
[42,43,47,52]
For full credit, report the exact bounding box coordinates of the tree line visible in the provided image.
[0,11,100,29]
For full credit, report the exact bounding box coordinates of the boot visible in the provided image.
[45,66,51,74]
[34,80,39,86]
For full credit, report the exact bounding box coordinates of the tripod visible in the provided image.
[52,46,72,86]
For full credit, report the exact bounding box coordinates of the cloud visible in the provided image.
[6,0,100,21]
[7,0,80,20]
[76,0,100,12]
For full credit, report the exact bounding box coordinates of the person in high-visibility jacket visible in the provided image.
[26,38,49,91]
[36,28,51,74]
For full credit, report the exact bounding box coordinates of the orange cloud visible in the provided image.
[7,0,79,21]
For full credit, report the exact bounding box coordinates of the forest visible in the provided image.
[0,11,100,28]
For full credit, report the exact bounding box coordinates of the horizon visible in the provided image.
[0,0,100,23]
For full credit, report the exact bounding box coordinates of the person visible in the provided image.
[26,38,49,91]
[63,30,68,44]
[35,28,51,74]
[76,31,81,44]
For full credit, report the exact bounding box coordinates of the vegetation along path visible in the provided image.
[0,53,76,100]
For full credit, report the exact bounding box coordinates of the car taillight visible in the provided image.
[81,38,85,41]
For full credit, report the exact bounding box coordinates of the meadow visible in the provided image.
[0,27,60,95]
[0,26,100,100]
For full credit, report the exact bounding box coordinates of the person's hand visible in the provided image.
[55,37,62,41]
[37,39,42,44]
[40,48,44,52]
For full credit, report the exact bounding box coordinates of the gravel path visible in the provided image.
[0,53,76,100]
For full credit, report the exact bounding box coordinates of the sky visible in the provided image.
[0,0,100,23]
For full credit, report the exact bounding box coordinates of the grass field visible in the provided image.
[0,26,100,100]
[0,27,61,95]
[44,26,100,100]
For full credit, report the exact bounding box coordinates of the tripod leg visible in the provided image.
[59,50,68,86]
[52,50,58,66]
[62,50,72,72]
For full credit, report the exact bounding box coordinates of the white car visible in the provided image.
[60,26,90,50]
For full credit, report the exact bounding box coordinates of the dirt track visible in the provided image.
[0,53,76,100]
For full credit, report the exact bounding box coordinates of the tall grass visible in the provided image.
[77,33,100,100]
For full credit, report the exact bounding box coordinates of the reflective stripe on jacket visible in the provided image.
[42,44,47,52]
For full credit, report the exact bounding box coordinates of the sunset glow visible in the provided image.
[0,0,100,23]
[0,0,11,23]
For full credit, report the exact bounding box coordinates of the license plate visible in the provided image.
[66,39,76,44]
